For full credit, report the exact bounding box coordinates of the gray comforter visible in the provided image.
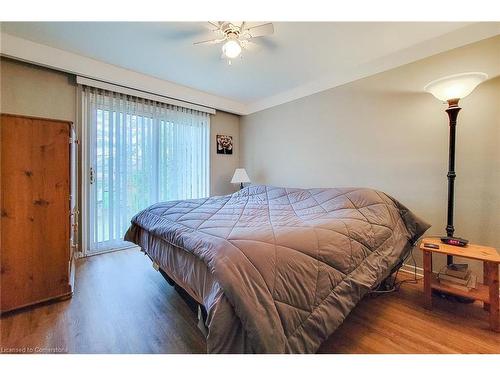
[126,185,429,353]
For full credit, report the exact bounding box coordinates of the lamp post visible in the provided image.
[424,72,488,264]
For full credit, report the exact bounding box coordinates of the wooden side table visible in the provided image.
[419,237,500,332]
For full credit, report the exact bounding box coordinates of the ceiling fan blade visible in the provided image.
[193,38,225,46]
[207,21,221,29]
[241,40,261,52]
[245,23,274,38]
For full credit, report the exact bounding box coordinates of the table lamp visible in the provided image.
[424,72,488,263]
[231,168,250,189]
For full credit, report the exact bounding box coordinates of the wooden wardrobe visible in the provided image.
[1,113,77,313]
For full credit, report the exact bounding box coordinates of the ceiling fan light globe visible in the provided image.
[222,40,242,59]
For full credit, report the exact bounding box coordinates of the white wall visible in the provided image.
[240,36,500,275]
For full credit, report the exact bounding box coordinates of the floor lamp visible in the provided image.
[424,72,488,264]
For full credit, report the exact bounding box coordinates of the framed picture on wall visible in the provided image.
[216,134,233,155]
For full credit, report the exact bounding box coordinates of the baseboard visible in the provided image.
[399,263,424,277]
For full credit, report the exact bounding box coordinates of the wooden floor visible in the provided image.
[1,249,498,354]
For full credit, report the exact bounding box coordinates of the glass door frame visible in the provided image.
[80,89,138,257]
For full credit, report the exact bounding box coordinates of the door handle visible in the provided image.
[89,167,95,185]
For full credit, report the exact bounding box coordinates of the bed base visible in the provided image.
[147,254,209,335]
[373,243,416,292]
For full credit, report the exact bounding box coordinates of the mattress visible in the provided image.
[125,185,429,353]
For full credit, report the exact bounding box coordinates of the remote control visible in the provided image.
[423,243,439,249]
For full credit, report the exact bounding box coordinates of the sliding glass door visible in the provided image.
[82,87,210,255]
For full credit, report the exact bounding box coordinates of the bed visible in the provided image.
[125,185,429,353]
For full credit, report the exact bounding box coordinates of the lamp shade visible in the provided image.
[231,168,250,184]
[424,72,488,102]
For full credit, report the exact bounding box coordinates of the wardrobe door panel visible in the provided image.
[30,118,71,303]
[1,114,72,313]
[1,115,35,310]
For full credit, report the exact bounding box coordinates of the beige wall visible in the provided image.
[210,111,240,196]
[0,57,240,197]
[240,36,500,274]
[0,58,77,122]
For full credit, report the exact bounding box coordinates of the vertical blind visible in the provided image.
[81,86,210,252]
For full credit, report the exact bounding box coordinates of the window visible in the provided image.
[81,86,210,255]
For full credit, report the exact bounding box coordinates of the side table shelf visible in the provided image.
[420,237,499,332]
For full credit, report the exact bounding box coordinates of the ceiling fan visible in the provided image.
[194,22,275,63]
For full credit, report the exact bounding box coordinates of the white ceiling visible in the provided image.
[1,22,499,114]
